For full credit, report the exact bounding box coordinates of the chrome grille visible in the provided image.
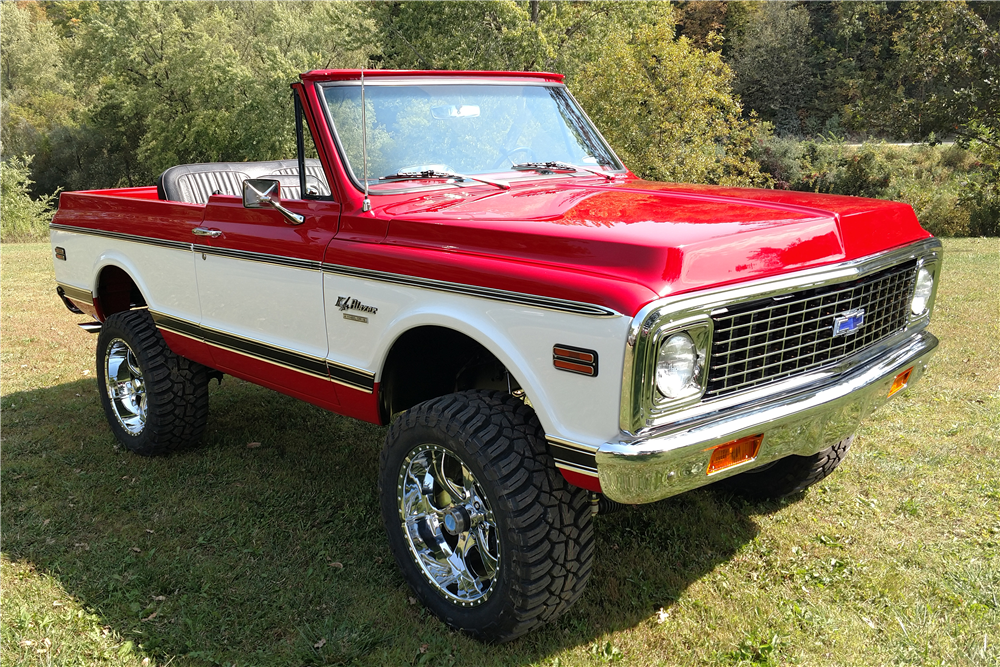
[705,261,916,398]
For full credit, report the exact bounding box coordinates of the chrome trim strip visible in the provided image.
[191,244,322,272]
[549,445,598,472]
[50,224,615,317]
[56,282,94,304]
[600,330,938,504]
[621,238,943,434]
[149,311,375,392]
[324,359,377,392]
[149,312,200,339]
[199,328,329,378]
[323,263,619,318]
[554,460,601,478]
[48,224,323,272]
[546,435,599,454]
[49,223,193,252]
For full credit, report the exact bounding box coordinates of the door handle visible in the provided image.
[192,227,223,238]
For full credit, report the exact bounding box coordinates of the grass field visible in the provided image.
[2,239,998,667]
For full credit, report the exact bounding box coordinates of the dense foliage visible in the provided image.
[0,157,57,242]
[708,0,999,233]
[753,139,983,237]
[571,19,767,187]
[2,1,376,193]
[1,0,997,236]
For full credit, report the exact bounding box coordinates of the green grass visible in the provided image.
[2,239,998,666]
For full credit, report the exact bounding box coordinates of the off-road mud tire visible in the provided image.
[96,310,209,456]
[379,390,594,643]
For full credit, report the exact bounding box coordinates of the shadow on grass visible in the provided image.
[2,377,787,665]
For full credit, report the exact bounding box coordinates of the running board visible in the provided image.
[78,321,102,334]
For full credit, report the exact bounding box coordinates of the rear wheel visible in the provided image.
[718,436,854,500]
[379,390,593,643]
[96,310,209,456]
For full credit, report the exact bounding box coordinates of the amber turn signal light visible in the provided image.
[552,344,599,377]
[706,434,764,475]
[888,367,913,397]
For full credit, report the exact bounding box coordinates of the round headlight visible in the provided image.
[656,333,698,398]
[911,266,934,315]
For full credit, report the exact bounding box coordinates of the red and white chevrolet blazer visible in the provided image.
[51,69,941,641]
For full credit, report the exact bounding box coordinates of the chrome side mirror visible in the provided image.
[242,178,304,226]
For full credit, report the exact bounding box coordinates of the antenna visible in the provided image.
[360,69,371,213]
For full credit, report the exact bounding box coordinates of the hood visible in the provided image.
[380,179,929,300]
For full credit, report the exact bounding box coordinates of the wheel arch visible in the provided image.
[379,323,515,421]
[376,315,552,430]
[93,256,149,321]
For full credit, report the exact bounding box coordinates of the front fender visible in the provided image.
[379,307,628,447]
[322,269,630,446]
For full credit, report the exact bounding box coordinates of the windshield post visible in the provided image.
[294,91,307,199]
[360,70,371,212]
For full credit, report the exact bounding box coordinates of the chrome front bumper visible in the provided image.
[596,330,938,504]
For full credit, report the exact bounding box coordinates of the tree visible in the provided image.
[372,0,544,70]
[851,1,999,144]
[801,1,898,135]
[48,1,378,189]
[849,1,1000,233]
[8,0,771,198]
[571,18,769,186]
[675,0,728,50]
[0,156,57,242]
[0,1,78,161]
[727,2,817,136]
[375,2,767,186]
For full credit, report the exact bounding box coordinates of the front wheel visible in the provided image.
[379,390,594,643]
[96,310,209,456]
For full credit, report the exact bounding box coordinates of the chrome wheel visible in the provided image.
[381,391,594,641]
[104,338,147,434]
[397,444,500,606]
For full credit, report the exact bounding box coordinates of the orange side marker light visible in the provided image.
[707,434,764,475]
[889,367,913,397]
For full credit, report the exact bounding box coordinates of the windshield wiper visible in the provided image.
[378,169,509,190]
[510,162,617,181]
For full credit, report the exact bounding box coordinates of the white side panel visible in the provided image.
[197,255,327,360]
[50,229,200,323]
[324,274,631,446]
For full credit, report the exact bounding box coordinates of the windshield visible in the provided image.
[320,82,623,191]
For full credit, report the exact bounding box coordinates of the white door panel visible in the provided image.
[198,255,328,361]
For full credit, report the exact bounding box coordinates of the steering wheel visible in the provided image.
[492,146,537,169]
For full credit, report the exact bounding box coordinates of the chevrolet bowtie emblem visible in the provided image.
[832,308,865,337]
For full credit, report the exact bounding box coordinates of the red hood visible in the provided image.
[380,178,930,300]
